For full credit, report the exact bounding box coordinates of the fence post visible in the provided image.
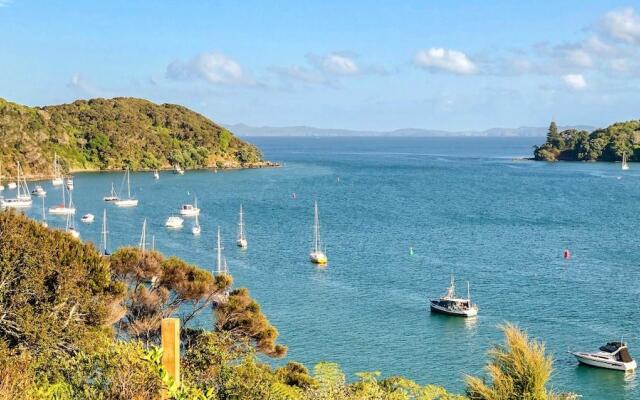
[161,318,180,388]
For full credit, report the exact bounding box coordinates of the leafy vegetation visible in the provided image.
[0,97,265,178]
[534,120,640,161]
[0,210,577,399]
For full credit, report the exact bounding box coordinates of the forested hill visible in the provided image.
[0,97,267,178]
[534,120,640,161]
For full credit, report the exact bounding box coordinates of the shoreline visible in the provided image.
[11,161,280,182]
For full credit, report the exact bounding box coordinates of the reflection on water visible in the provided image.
[573,364,637,393]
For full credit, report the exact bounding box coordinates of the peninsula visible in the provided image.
[0,97,271,179]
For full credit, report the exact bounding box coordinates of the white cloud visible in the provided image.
[319,53,359,75]
[414,48,478,75]
[166,52,254,86]
[601,8,640,45]
[0,0,11,7]
[562,74,587,90]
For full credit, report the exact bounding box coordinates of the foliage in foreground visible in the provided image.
[534,120,640,161]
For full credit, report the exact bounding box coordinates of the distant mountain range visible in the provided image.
[226,123,595,138]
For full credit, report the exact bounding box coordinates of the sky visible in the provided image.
[1,0,640,131]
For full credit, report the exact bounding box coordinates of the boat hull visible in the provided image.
[237,238,248,248]
[179,209,200,216]
[1,199,33,208]
[51,178,64,186]
[309,251,327,265]
[571,353,637,371]
[430,302,478,317]
[49,207,76,215]
[114,199,139,207]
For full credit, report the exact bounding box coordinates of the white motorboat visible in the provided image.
[429,276,478,317]
[51,153,64,186]
[179,197,200,216]
[153,169,160,180]
[48,186,75,215]
[114,168,138,207]
[570,342,637,371]
[103,182,120,202]
[7,182,17,190]
[309,201,327,264]
[31,185,47,197]
[622,153,630,171]
[192,214,201,235]
[66,176,74,191]
[81,213,95,223]
[237,204,248,248]
[0,162,32,208]
[165,215,184,228]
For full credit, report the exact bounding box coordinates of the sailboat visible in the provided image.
[48,185,75,215]
[100,209,110,256]
[153,169,160,180]
[103,182,120,202]
[622,153,630,171]
[65,198,80,239]
[237,204,248,248]
[309,201,327,264]
[139,219,148,251]
[114,168,138,207]
[1,162,32,208]
[51,153,64,186]
[41,196,47,227]
[192,214,201,235]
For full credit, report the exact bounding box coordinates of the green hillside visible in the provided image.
[534,120,640,161]
[0,97,266,178]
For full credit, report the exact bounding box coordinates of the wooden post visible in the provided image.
[161,318,180,386]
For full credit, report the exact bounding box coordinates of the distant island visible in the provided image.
[0,97,271,179]
[534,120,640,161]
[226,122,594,138]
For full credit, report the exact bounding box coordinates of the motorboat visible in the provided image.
[165,215,184,228]
[429,276,478,317]
[103,182,120,202]
[309,201,327,264]
[31,185,47,197]
[570,342,637,371]
[81,213,95,223]
[179,197,200,216]
[7,182,17,190]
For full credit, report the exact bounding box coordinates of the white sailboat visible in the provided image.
[41,196,47,227]
[192,214,201,235]
[622,153,630,171]
[65,198,80,239]
[237,204,248,248]
[139,219,148,251]
[52,153,64,186]
[1,162,32,208]
[100,209,110,256]
[179,196,200,216]
[48,185,75,215]
[309,201,327,264]
[153,169,160,180]
[103,182,119,202]
[114,168,138,207]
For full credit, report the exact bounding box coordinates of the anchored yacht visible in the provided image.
[570,342,636,371]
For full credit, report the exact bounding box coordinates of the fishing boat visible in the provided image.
[153,169,160,180]
[66,176,74,191]
[192,214,201,235]
[103,182,120,202]
[309,201,327,264]
[65,200,80,239]
[570,342,636,371]
[429,276,478,317]
[174,164,185,175]
[139,219,148,251]
[81,213,95,223]
[48,186,75,215]
[165,215,184,228]
[100,209,110,256]
[51,153,64,186]
[0,162,32,208]
[40,196,47,227]
[179,196,200,216]
[237,204,248,248]
[31,185,47,197]
[114,168,138,207]
[622,153,630,170]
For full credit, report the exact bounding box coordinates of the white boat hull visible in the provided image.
[165,217,184,228]
[430,302,478,317]
[571,353,637,371]
[31,190,46,197]
[81,215,95,223]
[1,199,33,208]
[114,199,138,207]
[49,207,76,215]
[237,238,248,248]
[179,209,200,216]
[52,178,64,186]
[309,251,327,264]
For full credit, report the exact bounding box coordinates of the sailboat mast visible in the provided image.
[467,282,471,302]
[101,209,108,254]
[41,196,46,221]
[239,205,244,239]
[216,226,223,274]
[313,201,321,252]
[139,219,147,252]
[127,168,131,198]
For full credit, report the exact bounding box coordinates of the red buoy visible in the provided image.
[563,249,571,260]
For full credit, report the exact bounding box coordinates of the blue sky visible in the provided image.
[1,0,640,131]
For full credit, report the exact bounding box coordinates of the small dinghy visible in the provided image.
[430,275,478,317]
[31,185,47,197]
[570,342,637,371]
[81,213,95,223]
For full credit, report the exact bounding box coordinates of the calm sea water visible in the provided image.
[15,136,640,399]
